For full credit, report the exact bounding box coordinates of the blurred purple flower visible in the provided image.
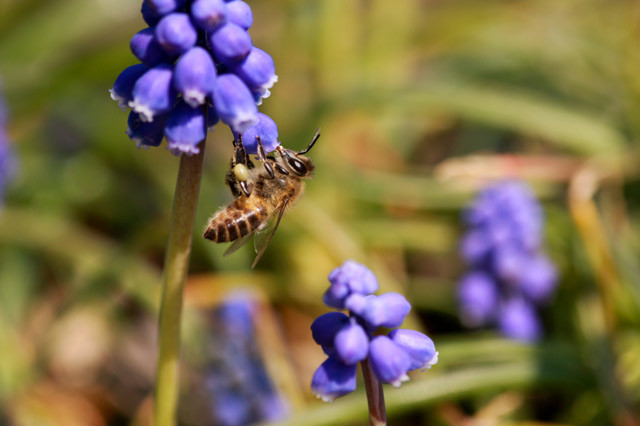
[498,298,542,342]
[519,254,557,303]
[0,91,16,204]
[204,296,289,424]
[457,180,557,342]
[457,271,499,327]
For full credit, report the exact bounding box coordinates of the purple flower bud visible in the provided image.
[145,0,185,16]
[216,297,255,338]
[368,336,411,387]
[324,260,379,309]
[191,0,227,31]
[211,391,250,426]
[110,63,148,110]
[0,137,14,203]
[322,290,350,312]
[253,88,270,106]
[311,312,349,348]
[232,47,278,94]
[212,73,258,133]
[126,110,167,149]
[209,22,252,64]
[255,394,289,423]
[388,329,438,371]
[346,293,411,329]
[164,99,206,155]
[226,0,253,29]
[519,254,557,303]
[0,93,16,203]
[334,319,369,365]
[463,196,494,226]
[141,2,161,26]
[376,293,412,328]
[155,13,197,55]
[498,298,541,342]
[342,292,368,314]
[130,64,176,122]
[457,271,499,327]
[311,357,357,402]
[130,27,171,66]
[486,221,512,247]
[492,246,526,284]
[232,112,279,154]
[459,228,491,264]
[173,47,217,107]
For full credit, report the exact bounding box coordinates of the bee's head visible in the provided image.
[277,148,315,177]
[275,129,320,177]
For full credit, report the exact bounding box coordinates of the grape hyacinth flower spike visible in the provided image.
[0,86,16,205]
[457,180,558,342]
[109,2,282,425]
[205,296,289,425]
[311,260,438,424]
[110,0,280,155]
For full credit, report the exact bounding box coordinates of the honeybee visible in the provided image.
[203,129,319,267]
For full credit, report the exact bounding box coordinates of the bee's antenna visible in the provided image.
[296,128,320,155]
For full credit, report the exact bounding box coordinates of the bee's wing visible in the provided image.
[251,197,290,268]
[223,231,255,257]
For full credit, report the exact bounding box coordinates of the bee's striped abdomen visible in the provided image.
[203,198,267,243]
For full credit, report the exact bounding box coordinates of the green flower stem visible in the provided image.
[154,143,206,426]
[361,358,387,426]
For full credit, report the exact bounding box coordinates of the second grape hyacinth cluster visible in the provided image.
[110,0,280,156]
[0,87,15,205]
[311,261,438,402]
[458,180,558,342]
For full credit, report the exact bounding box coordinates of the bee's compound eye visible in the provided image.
[288,158,307,175]
[233,163,250,181]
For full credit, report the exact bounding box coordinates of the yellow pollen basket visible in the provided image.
[233,163,249,182]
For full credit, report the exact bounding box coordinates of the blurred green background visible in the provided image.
[2,0,640,424]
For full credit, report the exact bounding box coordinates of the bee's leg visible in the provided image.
[236,181,248,197]
[256,137,275,179]
[226,135,252,197]
[231,134,248,167]
[225,169,242,197]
